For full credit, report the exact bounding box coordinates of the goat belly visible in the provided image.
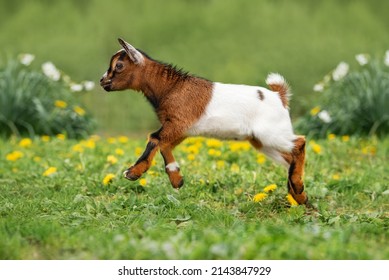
[186,82,291,141]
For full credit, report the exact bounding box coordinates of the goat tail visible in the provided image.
[266,73,291,108]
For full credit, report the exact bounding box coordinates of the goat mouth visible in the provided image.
[101,83,112,92]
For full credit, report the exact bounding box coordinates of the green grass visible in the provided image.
[1,135,388,259]
[1,0,389,134]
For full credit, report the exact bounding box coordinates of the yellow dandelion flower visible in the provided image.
[54,100,67,109]
[256,154,266,164]
[229,142,251,152]
[107,155,118,165]
[342,135,350,142]
[187,154,196,161]
[56,134,66,140]
[107,137,117,144]
[73,106,86,116]
[216,160,225,169]
[230,163,240,173]
[118,136,129,143]
[253,192,267,202]
[208,149,221,157]
[310,141,322,154]
[199,178,205,185]
[310,106,321,116]
[206,139,223,148]
[362,146,376,155]
[43,167,57,177]
[187,145,200,154]
[41,135,50,142]
[328,134,336,141]
[287,193,299,206]
[72,144,84,153]
[263,184,277,193]
[139,178,147,187]
[135,147,143,157]
[6,151,24,161]
[332,174,340,180]
[115,148,125,156]
[84,139,96,149]
[103,173,115,185]
[19,138,32,148]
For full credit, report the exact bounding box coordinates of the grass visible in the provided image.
[1,0,389,134]
[1,134,388,259]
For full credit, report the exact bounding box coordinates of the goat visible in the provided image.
[100,38,308,205]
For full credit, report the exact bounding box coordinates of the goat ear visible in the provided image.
[118,38,144,65]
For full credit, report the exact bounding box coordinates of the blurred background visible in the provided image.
[1,0,389,136]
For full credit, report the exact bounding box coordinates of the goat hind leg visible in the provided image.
[284,136,308,205]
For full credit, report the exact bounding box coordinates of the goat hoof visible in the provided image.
[172,178,184,189]
[123,167,141,181]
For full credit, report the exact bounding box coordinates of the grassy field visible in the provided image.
[2,0,389,134]
[1,134,388,259]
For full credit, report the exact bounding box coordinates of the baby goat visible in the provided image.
[100,38,308,205]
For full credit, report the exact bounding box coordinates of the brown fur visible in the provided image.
[267,83,289,108]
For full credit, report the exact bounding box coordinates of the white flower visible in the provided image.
[318,110,332,123]
[384,50,389,67]
[355,54,369,66]
[70,83,83,92]
[313,83,324,92]
[42,62,60,81]
[19,53,35,66]
[82,81,95,91]
[332,62,349,81]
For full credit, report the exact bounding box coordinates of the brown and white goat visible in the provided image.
[100,38,308,205]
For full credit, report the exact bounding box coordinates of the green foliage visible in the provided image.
[0,57,96,138]
[1,135,388,259]
[296,54,389,137]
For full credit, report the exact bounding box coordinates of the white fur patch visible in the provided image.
[166,162,180,172]
[266,73,286,86]
[186,82,295,152]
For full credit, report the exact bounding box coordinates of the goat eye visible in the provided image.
[116,63,123,70]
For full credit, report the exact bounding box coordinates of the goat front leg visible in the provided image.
[123,130,160,181]
[160,141,184,189]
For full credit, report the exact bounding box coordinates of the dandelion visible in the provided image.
[56,134,66,140]
[362,146,376,156]
[118,136,129,143]
[310,141,322,154]
[103,173,115,185]
[206,139,223,148]
[332,61,349,81]
[342,135,350,142]
[6,151,24,161]
[73,106,86,116]
[19,53,35,66]
[139,178,147,187]
[186,145,200,154]
[287,193,299,206]
[328,134,336,141]
[41,135,50,142]
[107,137,117,144]
[43,167,57,177]
[19,138,32,148]
[83,81,95,91]
[310,106,321,116]
[115,148,125,156]
[72,144,84,153]
[355,54,369,66]
[263,184,277,193]
[332,174,340,180]
[42,61,60,81]
[107,155,118,165]
[135,147,143,157]
[318,110,332,123]
[384,50,389,66]
[229,142,250,152]
[187,154,196,161]
[256,154,266,164]
[84,139,96,149]
[54,100,67,109]
[208,149,221,157]
[253,192,267,203]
